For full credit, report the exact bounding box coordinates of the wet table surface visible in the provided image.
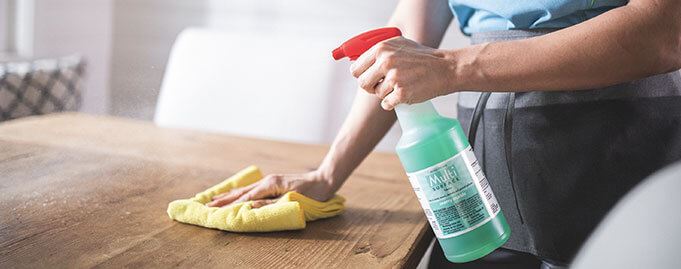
[0,113,433,268]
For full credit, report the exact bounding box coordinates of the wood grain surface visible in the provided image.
[0,113,433,268]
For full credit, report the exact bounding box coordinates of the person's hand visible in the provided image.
[206,170,335,208]
[350,36,456,110]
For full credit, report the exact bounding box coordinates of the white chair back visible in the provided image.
[572,162,681,268]
[155,28,352,144]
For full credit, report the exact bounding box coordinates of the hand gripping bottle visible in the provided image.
[333,28,511,263]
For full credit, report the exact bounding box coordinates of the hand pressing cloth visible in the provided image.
[167,165,345,232]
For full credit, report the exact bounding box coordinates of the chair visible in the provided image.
[155,28,361,145]
[571,161,681,268]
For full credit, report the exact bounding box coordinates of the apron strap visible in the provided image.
[468,92,491,147]
[503,92,524,224]
[468,92,525,224]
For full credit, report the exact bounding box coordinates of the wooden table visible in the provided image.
[0,113,433,268]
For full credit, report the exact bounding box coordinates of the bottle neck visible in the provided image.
[394,101,441,131]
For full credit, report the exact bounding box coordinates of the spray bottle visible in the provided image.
[332,28,511,263]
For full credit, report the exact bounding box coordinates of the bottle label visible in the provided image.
[406,146,500,239]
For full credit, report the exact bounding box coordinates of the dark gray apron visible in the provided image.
[457,29,681,263]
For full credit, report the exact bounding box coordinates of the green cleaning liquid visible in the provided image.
[394,101,511,263]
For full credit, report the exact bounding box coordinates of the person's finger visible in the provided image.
[350,43,381,78]
[357,62,385,94]
[207,185,256,207]
[207,195,236,207]
[375,72,395,99]
[381,88,402,111]
[249,198,278,209]
[232,184,275,204]
[211,184,254,201]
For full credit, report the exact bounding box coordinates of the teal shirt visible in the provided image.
[449,0,628,35]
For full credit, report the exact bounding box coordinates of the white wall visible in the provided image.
[0,0,7,53]
[29,0,113,115]
[110,0,207,119]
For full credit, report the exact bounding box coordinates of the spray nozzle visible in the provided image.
[332,27,402,61]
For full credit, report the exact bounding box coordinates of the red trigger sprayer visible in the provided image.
[332,28,511,263]
[332,27,402,60]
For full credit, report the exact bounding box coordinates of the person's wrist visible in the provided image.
[315,161,346,193]
[440,45,484,92]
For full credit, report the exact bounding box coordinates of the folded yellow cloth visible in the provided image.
[167,165,345,232]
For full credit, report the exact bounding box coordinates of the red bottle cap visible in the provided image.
[332,27,402,61]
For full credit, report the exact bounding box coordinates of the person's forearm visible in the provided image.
[317,90,396,191]
[317,0,453,191]
[448,0,681,92]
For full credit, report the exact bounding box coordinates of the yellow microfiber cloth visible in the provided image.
[167,165,345,232]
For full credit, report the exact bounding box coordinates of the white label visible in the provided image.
[406,146,500,239]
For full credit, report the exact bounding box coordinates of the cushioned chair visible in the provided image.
[0,55,84,121]
[571,161,681,268]
[155,28,360,145]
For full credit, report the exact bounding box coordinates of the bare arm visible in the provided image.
[207,0,453,207]
[320,0,453,193]
[453,0,681,92]
[351,0,681,110]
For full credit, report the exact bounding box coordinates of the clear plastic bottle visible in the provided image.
[394,101,511,263]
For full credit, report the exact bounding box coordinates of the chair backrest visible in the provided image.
[572,161,681,268]
[155,28,353,144]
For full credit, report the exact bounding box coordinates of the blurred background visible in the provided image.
[0,0,468,151]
